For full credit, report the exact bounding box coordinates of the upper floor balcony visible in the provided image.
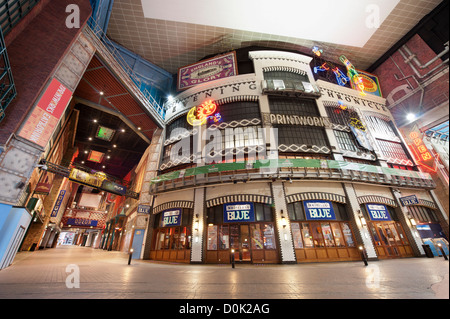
[149,158,435,194]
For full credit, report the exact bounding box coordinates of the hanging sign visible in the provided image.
[303,200,336,220]
[223,202,255,223]
[402,124,437,172]
[365,204,391,221]
[50,190,66,217]
[399,195,419,206]
[137,204,151,214]
[162,209,182,227]
[67,218,98,227]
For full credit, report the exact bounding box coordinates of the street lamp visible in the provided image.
[437,243,448,261]
[359,245,368,266]
[231,248,235,268]
[128,248,134,265]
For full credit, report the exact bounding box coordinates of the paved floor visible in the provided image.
[0,245,448,301]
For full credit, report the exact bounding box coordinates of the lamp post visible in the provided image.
[437,243,448,261]
[359,245,368,266]
[128,248,134,265]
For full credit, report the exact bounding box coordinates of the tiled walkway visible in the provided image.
[0,245,448,299]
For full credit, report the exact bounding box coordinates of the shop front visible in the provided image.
[206,202,279,264]
[362,203,413,258]
[287,199,360,262]
[150,207,193,263]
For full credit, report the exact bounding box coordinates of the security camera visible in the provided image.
[35,164,48,170]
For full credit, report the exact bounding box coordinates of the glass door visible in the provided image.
[229,224,252,262]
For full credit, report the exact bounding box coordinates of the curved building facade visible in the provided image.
[143,49,447,264]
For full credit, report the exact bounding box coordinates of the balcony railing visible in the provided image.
[149,159,436,194]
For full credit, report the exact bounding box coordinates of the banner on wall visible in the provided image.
[50,190,66,217]
[18,78,73,148]
[223,202,255,223]
[365,204,391,221]
[303,200,336,220]
[177,51,238,90]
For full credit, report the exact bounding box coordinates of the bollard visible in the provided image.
[231,249,235,268]
[128,248,134,265]
[437,244,448,261]
[359,245,368,266]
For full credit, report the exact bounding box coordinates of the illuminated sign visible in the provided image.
[339,55,365,96]
[268,113,331,128]
[96,126,115,141]
[51,190,66,217]
[162,209,181,227]
[350,70,382,97]
[67,218,98,227]
[69,168,106,188]
[366,204,391,221]
[404,124,437,172]
[312,46,323,57]
[399,195,419,206]
[304,200,336,220]
[187,99,218,126]
[177,51,238,90]
[18,78,73,148]
[88,150,105,163]
[223,202,255,223]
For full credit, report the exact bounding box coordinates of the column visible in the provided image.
[271,181,296,263]
[191,187,205,263]
[140,128,165,259]
[391,188,425,256]
[342,182,378,259]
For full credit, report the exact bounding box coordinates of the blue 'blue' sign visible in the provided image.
[366,204,391,221]
[399,195,419,206]
[303,200,336,220]
[223,202,255,223]
[162,208,182,227]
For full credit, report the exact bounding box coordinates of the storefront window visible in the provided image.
[219,225,229,249]
[311,222,325,247]
[301,223,314,248]
[330,222,344,247]
[341,222,355,247]
[321,223,335,247]
[291,223,304,248]
[207,225,218,250]
[250,224,264,249]
[262,224,276,249]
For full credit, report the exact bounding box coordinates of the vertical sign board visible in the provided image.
[365,204,392,221]
[303,200,336,220]
[402,123,437,172]
[51,190,66,217]
[162,209,182,227]
[223,202,255,223]
[18,78,73,148]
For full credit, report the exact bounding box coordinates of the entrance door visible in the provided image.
[230,224,252,262]
[369,222,411,258]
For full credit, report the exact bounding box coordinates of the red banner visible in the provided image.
[18,78,72,148]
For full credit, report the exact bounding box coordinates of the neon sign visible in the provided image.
[187,99,219,126]
[407,130,438,172]
[339,55,365,96]
[312,46,323,57]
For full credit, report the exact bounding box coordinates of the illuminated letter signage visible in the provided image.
[366,204,391,221]
[223,202,255,223]
[403,124,437,172]
[303,200,336,220]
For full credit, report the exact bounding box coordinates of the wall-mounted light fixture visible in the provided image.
[194,214,199,231]
[358,210,367,226]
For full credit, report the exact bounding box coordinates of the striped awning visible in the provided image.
[206,194,272,208]
[286,192,346,204]
[153,200,194,214]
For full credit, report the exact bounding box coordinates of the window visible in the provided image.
[365,116,397,139]
[407,205,438,223]
[377,139,411,162]
[335,130,359,152]
[264,71,310,91]
[292,221,356,248]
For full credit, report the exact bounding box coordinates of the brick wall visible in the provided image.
[0,0,92,145]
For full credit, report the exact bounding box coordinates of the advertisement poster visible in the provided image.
[18,78,72,148]
[350,69,383,97]
[177,51,238,90]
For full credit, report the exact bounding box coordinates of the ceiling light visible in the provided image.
[99,91,104,95]
[107,155,110,159]
[121,129,125,132]
[137,127,141,130]
[93,119,97,123]
[113,144,117,148]
[81,161,85,164]
[88,137,92,141]
[407,113,416,121]
[84,150,88,154]
[102,165,106,168]
[168,95,174,101]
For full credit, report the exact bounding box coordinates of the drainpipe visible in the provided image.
[403,41,449,69]
[398,45,449,80]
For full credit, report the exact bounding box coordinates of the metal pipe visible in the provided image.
[403,42,449,69]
